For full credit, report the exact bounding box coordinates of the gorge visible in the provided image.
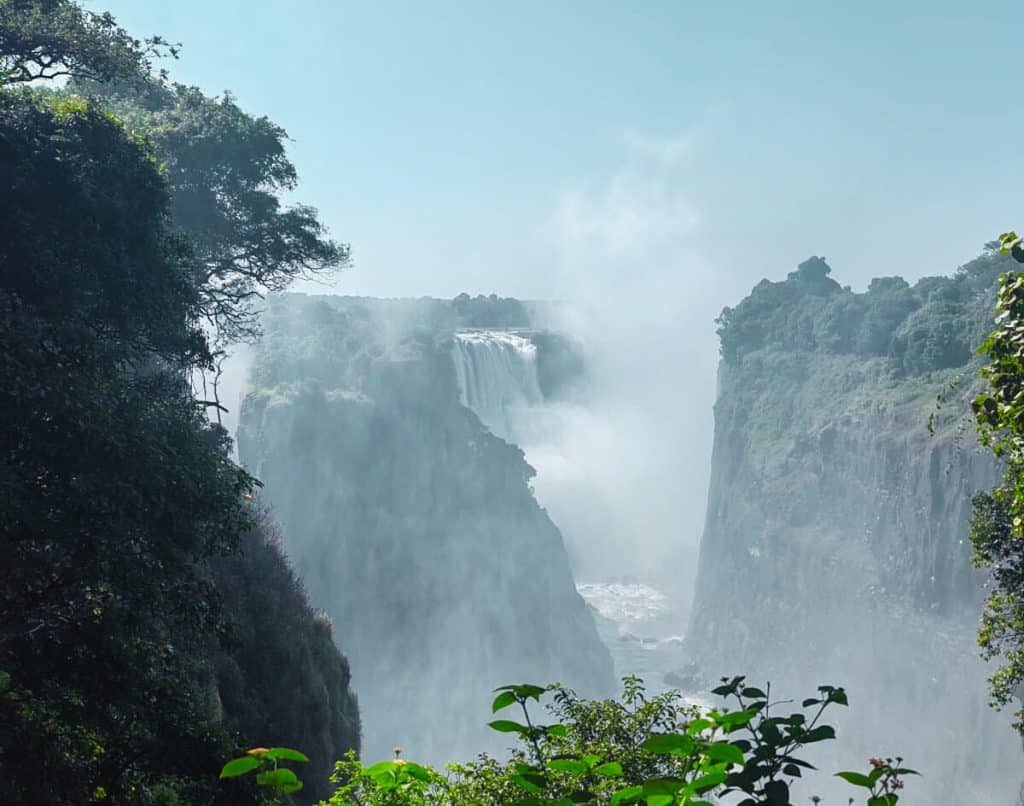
[235,294,613,764]
[227,251,1024,803]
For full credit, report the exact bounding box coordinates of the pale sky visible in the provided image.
[97,0,1024,579]
[98,0,1024,305]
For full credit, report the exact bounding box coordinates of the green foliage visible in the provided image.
[970,239,1024,732]
[716,252,1011,375]
[212,512,361,802]
[0,0,172,86]
[835,757,918,806]
[78,78,348,344]
[0,82,264,803]
[220,746,310,797]
[0,3,358,800]
[319,676,914,806]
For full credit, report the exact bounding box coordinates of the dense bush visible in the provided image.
[970,242,1024,733]
[223,676,915,805]
[0,3,356,801]
[717,251,1012,375]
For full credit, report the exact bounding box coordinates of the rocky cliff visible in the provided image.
[236,294,612,763]
[688,253,1021,803]
[210,512,361,803]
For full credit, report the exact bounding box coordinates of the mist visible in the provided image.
[215,133,1024,803]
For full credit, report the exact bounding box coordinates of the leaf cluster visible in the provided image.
[319,676,914,806]
[0,0,173,87]
[969,234,1024,732]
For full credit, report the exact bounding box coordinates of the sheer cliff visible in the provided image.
[210,513,360,803]
[688,252,1021,803]
[236,294,612,763]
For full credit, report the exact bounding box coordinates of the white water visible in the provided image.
[577,582,692,695]
[451,330,697,695]
[451,330,544,441]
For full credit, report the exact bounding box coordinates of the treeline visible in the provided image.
[0,2,357,803]
[717,251,1014,373]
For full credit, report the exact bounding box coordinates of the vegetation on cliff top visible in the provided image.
[717,251,1013,375]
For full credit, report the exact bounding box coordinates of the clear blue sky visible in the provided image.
[98,0,1024,304]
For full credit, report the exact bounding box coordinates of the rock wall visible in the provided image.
[237,294,613,763]
[688,254,1021,803]
[211,513,361,804]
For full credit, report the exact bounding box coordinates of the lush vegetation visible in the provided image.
[716,252,1013,374]
[969,232,1024,732]
[221,676,915,805]
[0,2,355,802]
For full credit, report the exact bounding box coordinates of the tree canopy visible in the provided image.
[0,0,172,86]
[79,79,348,345]
[0,3,354,801]
[716,252,1011,374]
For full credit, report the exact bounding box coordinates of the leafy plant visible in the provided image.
[317,676,914,805]
[968,232,1024,732]
[220,746,310,797]
[835,757,918,806]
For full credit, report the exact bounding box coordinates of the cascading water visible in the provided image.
[451,330,544,441]
[451,329,693,694]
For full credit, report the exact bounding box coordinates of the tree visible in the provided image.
[0,82,255,806]
[0,4,356,800]
[0,0,172,86]
[970,231,1024,732]
[79,79,349,345]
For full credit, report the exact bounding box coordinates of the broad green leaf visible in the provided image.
[641,733,695,756]
[363,761,399,776]
[265,747,309,763]
[514,771,547,793]
[404,762,434,781]
[489,719,528,733]
[611,785,644,805]
[704,742,744,766]
[641,778,683,796]
[683,768,728,795]
[836,770,874,788]
[594,761,624,777]
[256,767,299,788]
[801,725,835,743]
[685,718,712,735]
[219,756,259,779]
[548,759,589,776]
[492,691,518,713]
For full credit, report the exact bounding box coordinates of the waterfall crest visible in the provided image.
[451,330,543,441]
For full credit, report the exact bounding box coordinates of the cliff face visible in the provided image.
[236,294,612,763]
[210,514,360,804]
[688,254,1021,803]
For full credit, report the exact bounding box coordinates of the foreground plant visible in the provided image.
[219,746,309,796]
[315,676,916,806]
[970,233,1024,731]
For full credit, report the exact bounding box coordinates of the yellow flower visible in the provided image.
[247,747,270,757]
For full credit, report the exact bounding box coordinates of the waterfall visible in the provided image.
[451,330,543,441]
